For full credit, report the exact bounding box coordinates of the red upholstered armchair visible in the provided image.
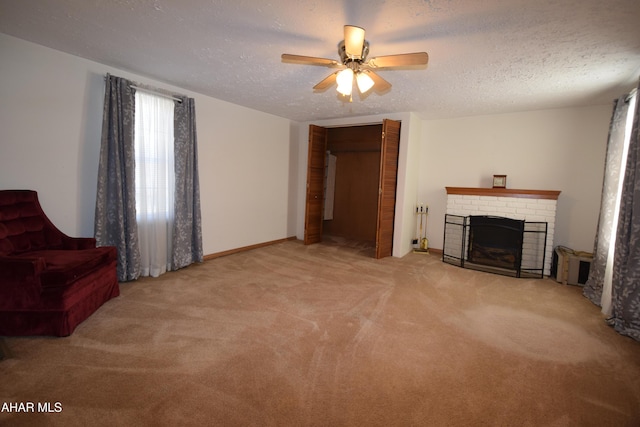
[0,190,119,336]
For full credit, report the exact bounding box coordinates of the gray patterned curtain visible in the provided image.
[583,97,631,310]
[609,84,640,340]
[94,74,141,282]
[95,76,202,280]
[584,81,640,341]
[172,97,203,269]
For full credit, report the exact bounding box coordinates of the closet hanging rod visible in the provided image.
[129,85,183,103]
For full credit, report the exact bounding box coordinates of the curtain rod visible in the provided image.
[130,85,183,103]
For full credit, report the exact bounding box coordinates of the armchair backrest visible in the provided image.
[0,190,67,256]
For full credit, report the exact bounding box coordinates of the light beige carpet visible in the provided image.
[1,238,639,426]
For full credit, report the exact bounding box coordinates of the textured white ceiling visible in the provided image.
[1,0,639,122]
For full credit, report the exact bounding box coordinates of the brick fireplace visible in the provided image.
[444,187,561,276]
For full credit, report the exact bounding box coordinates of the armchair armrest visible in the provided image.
[62,236,97,250]
[0,256,45,308]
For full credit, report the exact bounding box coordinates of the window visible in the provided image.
[96,74,202,282]
[134,90,175,277]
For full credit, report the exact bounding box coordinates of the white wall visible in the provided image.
[419,106,612,253]
[0,32,614,259]
[0,33,295,256]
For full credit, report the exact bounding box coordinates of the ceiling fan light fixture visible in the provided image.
[344,25,365,58]
[336,68,354,96]
[282,24,428,98]
[356,71,374,93]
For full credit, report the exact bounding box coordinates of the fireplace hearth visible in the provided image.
[443,214,548,278]
[445,186,560,275]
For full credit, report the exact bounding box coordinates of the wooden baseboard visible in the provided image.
[203,236,298,261]
[203,238,441,261]
[411,247,442,256]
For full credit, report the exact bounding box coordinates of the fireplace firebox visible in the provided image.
[468,216,524,270]
[443,214,548,278]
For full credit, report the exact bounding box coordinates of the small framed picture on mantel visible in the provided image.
[493,175,507,188]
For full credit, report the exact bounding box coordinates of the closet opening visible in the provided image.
[304,119,400,259]
[323,124,381,253]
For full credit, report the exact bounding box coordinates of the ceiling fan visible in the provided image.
[282,25,429,99]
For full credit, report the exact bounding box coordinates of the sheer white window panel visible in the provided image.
[134,91,175,278]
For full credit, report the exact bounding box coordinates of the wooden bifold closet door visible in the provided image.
[304,125,327,245]
[375,119,400,259]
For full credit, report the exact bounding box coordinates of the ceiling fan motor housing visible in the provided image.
[339,40,370,66]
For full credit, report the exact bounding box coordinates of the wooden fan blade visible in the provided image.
[281,54,340,67]
[366,52,429,68]
[344,25,365,58]
[313,72,339,90]
[367,71,392,92]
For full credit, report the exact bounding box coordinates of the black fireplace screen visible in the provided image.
[443,214,548,278]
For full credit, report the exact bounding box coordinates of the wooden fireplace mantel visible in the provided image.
[446,187,561,200]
